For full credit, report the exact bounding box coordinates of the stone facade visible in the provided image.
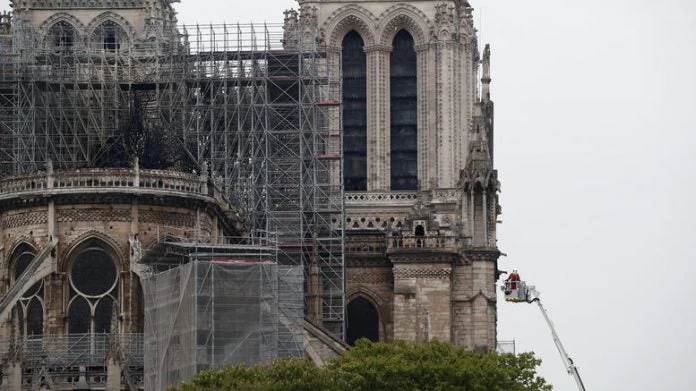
[0,166,233,329]
[285,0,502,351]
[0,0,503,387]
[0,161,242,388]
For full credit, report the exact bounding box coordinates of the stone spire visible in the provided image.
[0,11,11,35]
[481,44,492,102]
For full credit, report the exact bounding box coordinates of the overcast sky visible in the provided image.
[2,0,695,389]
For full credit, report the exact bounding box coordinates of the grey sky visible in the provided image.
[1,0,694,389]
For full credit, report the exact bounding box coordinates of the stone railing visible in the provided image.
[431,188,460,202]
[345,191,419,204]
[388,234,460,251]
[346,190,463,205]
[0,167,229,206]
[345,236,388,255]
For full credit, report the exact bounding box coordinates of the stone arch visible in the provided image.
[6,240,43,336]
[322,5,377,48]
[7,241,37,276]
[64,234,122,334]
[61,231,125,272]
[378,4,430,47]
[6,239,38,267]
[347,286,385,309]
[86,11,136,47]
[347,287,386,344]
[38,12,85,43]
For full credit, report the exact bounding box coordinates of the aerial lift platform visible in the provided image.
[502,272,587,391]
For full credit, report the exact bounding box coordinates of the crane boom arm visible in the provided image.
[533,298,586,391]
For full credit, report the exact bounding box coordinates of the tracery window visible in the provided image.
[90,21,127,52]
[47,21,77,53]
[11,244,43,336]
[390,30,418,190]
[67,240,119,334]
[342,31,368,191]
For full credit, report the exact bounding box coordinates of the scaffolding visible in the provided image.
[0,16,344,337]
[141,231,305,360]
[0,11,15,176]
[142,258,301,391]
[0,12,345,387]
[0,333,144,389]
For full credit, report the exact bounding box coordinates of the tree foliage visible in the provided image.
[171,340,552,391]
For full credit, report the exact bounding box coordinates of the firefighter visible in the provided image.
[506,269,520,291]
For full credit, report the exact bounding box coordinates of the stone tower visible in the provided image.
[285,0,502,350]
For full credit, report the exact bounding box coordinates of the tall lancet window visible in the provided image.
[390,30,418,190]
[342,31,367,191]
[11,244,44,336]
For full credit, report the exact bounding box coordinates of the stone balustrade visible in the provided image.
[432,188,460,202]
[0,167,226,204]
[345,191,419,204]
[345,236,387,255]
[345,189,463,205]
[388,234,459,251]
[345,234,462,254]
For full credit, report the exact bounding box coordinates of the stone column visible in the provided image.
[482,191,488,247]
[416,44,430,190]
[365,45,391,191]
[106,305,123,391]
[453,42,466,177]
[4,323,21,391]
[327,46,343,190]
[3,362,21,391]
[106,357,122,391]
[45,273,65,334]
[435,41,457,188]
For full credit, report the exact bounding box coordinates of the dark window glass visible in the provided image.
[342,31,367,191]
[94,297,114,333]
[26,299,43,336]
[14,251,41,298]
[70,248,117,296]
[390,30,418,190]
[68,296,90,334]
[15,304,24,336]
[50,22,76,52]
[99,22,120,52]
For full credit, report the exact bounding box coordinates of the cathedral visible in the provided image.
[0,0,502,389]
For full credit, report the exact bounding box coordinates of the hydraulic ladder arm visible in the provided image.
[502,280,587,391]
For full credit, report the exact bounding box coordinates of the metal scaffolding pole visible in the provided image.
[0,14,345,356]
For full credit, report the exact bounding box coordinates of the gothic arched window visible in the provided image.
[342,31,367,191]
[10,244,44,336]
[390,30,418,190]
[47,21,77,53]
[91,21,127,52]
[67,240,119,334]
